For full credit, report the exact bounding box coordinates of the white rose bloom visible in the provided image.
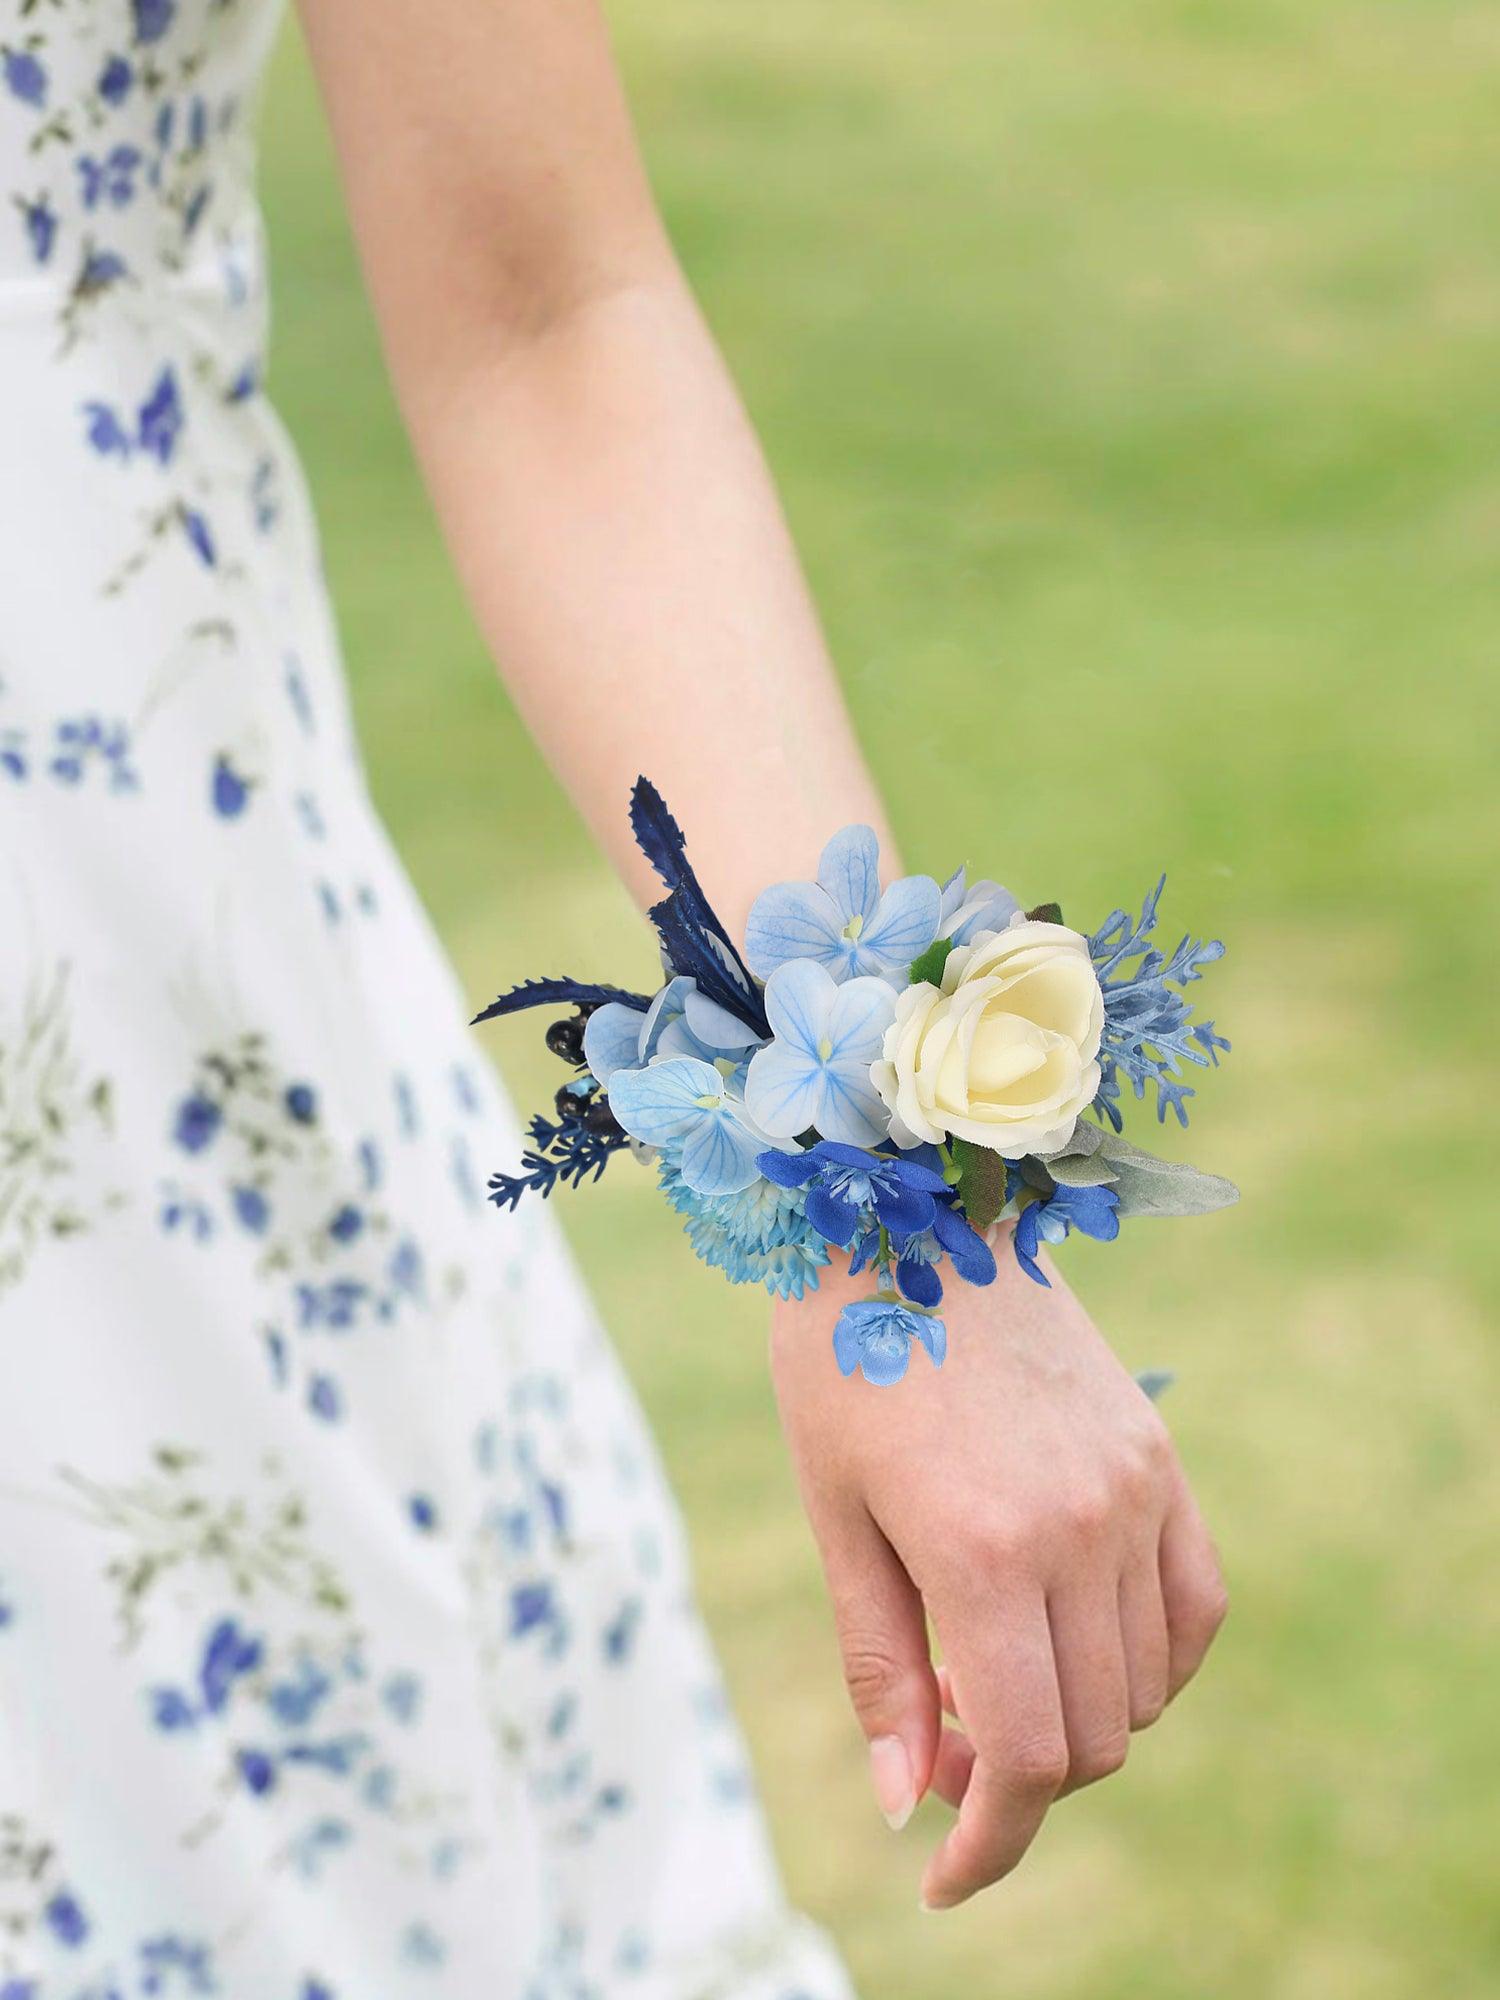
[871,920,1105,1157]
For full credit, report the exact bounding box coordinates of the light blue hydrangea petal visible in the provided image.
[761,957,835,1058]
[637,975,697,1063]
[858,873,942,973]
[606,1056,720,1148]
[816,824,882,926]
[742,880,844,978]
[816,1061,893,1148]
[683,986,763,1052]
[946,878,1022,946]
[938,864,968,917]
[581,1003,646,1086]
[678,1107,767,1197]
[826,976,897,1063]
[743,1041,827,1139]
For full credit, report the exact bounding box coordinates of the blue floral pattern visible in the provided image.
[0,3,852,1995]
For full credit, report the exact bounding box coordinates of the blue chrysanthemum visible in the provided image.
[658,1162,830,1300]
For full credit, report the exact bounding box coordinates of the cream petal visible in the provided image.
[964,1012,1052,1098]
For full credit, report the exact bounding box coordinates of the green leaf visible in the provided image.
[907,936,955,988]
[1044,1152,1118,1188]
[1026,900,1064,925]
[1092,1131,1240,1219]
[950,1136,1007,1228]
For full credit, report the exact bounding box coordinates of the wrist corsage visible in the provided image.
[476,780,1237,1386]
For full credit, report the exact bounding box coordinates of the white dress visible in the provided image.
[0,5,853,1995]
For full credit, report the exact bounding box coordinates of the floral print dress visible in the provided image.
[0,6,854,1996]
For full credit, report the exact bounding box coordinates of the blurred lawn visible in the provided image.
[259,4,1500,1995]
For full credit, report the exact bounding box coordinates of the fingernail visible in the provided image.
[868,1734,915,1831]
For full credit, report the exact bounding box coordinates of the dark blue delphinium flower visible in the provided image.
[132,0,177,47]
[284,1081,318,1124]
[198,1617,263,1714]
[98,54,134,105]
[2,48,48,109]
[832,1297,945,1386]
[1089,879,1230,1130]
[211,753,250,818]
[757,1140,949,1249]
[1011,1180,1120,1288]
[230,1183,269,1234]
[510,1582,555,1639]
[181,506,217,567]
[78,145,142,212]
[150,1685,196,1730]
[236,1747,277,1796]
[83,400,133,460]
[327,1203,363,1244]
[76,247,130,303]
[173,1092,221,1153]
[20,194,56,265]
[137,366,182,464]
[43,1890,88,1949]
[307,1373,342,1422]
[268,1659,333,1729]
[850,1199,997,1308]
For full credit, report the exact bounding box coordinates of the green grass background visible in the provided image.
[258,4,1499,1993]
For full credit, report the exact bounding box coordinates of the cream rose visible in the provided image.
[871,920,1105,1156]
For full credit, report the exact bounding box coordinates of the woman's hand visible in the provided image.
[771,1242,1227,1911]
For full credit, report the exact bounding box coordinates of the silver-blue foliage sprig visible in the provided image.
[1088,877,1230,1130]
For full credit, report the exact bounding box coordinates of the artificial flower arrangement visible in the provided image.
[476,780,1236,1386]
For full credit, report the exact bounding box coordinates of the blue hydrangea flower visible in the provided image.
[757,1138,948,1248]
[1011,1180,1120,1287]
[607,1056,775,1197]
[833,1297,946,1386]
[744,824,941,985]
[937,864,1021,945]
[743,960,895,1147]
[658,1161,829,1299]
[584,974,761,1089]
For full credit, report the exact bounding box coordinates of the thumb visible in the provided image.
[823,1506,940,1831]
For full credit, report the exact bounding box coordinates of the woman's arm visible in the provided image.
[295,0,886,938]
[296,0,1227,1909]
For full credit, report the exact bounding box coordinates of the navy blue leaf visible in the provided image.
[631,777,770,1037]
[471,978,650,1028]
